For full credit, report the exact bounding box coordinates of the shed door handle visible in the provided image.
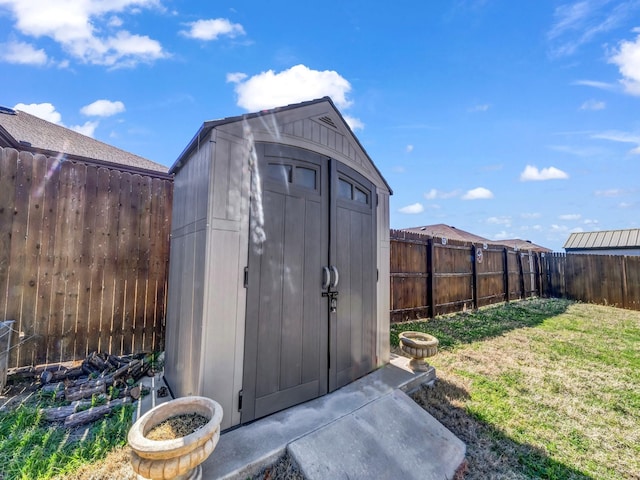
[322,266,330,289]
[330,265,339,289]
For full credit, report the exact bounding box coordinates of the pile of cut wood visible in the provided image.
[14,352,156,428]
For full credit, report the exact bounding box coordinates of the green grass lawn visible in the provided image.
[393,298,640,480]
[0,392,133,479]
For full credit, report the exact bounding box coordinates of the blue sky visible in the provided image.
[1,0,639,251]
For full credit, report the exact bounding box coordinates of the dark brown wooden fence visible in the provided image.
[0,147,172,369]
[390,229,542,322]
[543,253,640,311]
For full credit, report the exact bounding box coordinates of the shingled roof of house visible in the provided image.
[401,224,552,252]
[0,106,168,174]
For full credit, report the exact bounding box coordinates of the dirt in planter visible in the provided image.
[145,413,209,440]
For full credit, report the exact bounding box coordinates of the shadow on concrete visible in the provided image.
[391,298,572,350]
[411,376,591,480]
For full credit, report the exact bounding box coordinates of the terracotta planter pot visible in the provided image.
[398,331,439,371]
[128,396,223,480]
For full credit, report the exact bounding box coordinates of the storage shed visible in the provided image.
[164,97,392,430]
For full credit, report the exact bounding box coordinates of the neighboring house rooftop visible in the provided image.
[401,224,552,252]
[402,224,491,243]
[0,106,168,175]
[496,239,552,253]
[564,229,640,250]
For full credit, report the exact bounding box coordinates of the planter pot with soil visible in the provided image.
[128,396,223,480]
[398,331,439,372]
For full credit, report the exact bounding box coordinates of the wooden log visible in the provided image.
[64,397,131,428]
[7,365,37,381]
[40,381,65,400]
[65,380,106,402]
[88,353,106,372]
[40,399,92,422]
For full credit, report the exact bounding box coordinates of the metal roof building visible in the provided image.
[564,229,640,255]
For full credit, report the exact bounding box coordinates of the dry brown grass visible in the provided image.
[56,446,135,480]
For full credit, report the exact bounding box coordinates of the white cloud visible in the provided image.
[70,120,99,137]
[469,104,490,112]
[398,203,424,214]
[572,79,617,90]
[226,72,248,83]
[492,230,512,240]
[618,201,634,208]
[609,30,640,95]
[343,115,364,131]
[406,144,414,153]
[0,0,167,68]
[583,218,599,225]
[14,101,100,137]
[462,187,494,200]
[14,102,62,123]
[180,18,245,41]
[520,165,569,181]
[392,166,406,173]
[594,188,625,197]
[424,188,460,200]
[521,212,542,219]
[80,99,125,117]
[548,0,639,57]
[579,99,605,110]
[559,214,581,220]
[0,40,47,65]
[592,130,640,154]
[231,64,353,111]
[487,216,511,226]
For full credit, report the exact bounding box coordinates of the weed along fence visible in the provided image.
[390,229,542,322]
[543,253,640,311]
[0,147,173,369]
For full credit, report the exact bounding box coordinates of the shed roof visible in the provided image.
[0,106,168,175]
[564,229,640,250]
[170,96,391,193]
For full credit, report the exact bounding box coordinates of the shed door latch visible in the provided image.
[238,389,243,411]
[243,267,249,288]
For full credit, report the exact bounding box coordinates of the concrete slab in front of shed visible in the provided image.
[288,388,466,480]
[200,356,440,479]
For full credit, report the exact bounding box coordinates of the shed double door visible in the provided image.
[241,143,377,423]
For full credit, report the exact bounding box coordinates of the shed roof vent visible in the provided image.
[317,115,338,129]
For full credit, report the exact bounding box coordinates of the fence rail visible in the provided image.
[0,147,172,369]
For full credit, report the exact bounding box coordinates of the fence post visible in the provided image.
[535,252,543,297]
[517,251,525,299]
[427,238,435,318]
[503,247,510,303]
[471,245,478,310]
[621,256,628,309]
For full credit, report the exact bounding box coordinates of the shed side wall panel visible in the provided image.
[200,131,249,430]
[165,139,212,399]
[377,189,390,364]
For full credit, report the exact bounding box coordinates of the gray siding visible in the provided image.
[199,131,249,430]
[566,248,640,256]
[164,139,211,400]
